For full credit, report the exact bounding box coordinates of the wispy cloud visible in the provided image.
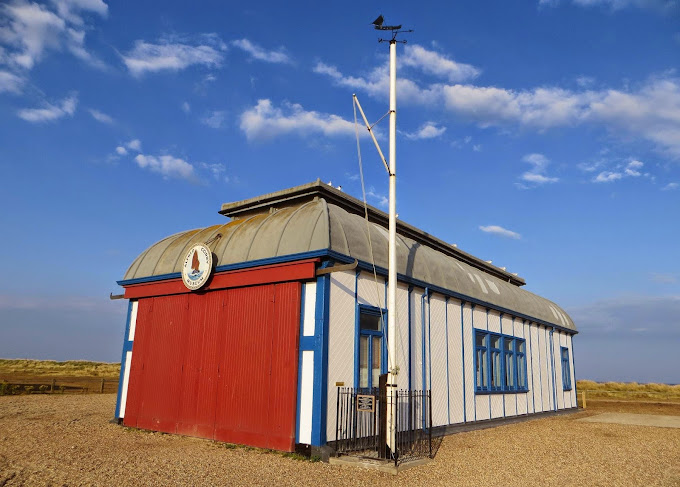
[402,44,480,82]
[366,187,388,208]
[662,182,678,190]
[240,99,359,141]
[479,225,522,239]
[519,153,559,186]
[114,139,141,156]
[403,122,446,140]
[88,108,113,124]
[650,273,677,284]
[317,53,680,158]
[593,159,646,183]
[181,101,191,113]
[231,38,291,64]
[121,34,226,76]
[201,110,226,129]
[544,0,678,13]
[0,70,24,93]
[17,93,77,122]
[0,0,106,72]
[134,153,196,181]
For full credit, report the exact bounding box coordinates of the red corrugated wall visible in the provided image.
[123,282,301,451]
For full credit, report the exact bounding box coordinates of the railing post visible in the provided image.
[100,378,105,394]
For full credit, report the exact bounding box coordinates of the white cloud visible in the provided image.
[593,171,623,182]
[569,0,677,13]
[134,153,196,181]
[239,99,359,141]
[126,139,141,151]
[231,38,291,64]
[479,225,522,240]
[115,146,127,155]
[121,35,226,76]
[403,122,446,140]
[17,93,77,122]
[473,144,482,152]
[198,162,226,180]
[0,70,23,93]
[662,182,678,190]
[593,159,646,182]
[202,110,226,129]
[520,153,559,185]
[319,53,680,158]
[181,101,190,113]
[366,187,388,208]
[0,0,106,71]
[402,44,480,82]
[88,108,113,124]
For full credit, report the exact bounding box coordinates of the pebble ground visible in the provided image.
[0,395,678,486]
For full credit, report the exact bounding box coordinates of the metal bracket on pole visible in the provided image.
[353,95,391,176]
[315,259,358,276]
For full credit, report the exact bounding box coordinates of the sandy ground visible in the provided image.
[0,394,678,486]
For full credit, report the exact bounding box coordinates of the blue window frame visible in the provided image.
[474,329,528,394]
[475,332,488,392]
[357,305,386,390]
[561,346,572,391]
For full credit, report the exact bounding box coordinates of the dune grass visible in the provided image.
[577,380,680,401]
[0,359,120,378]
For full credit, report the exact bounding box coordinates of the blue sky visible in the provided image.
[1,0,678,383]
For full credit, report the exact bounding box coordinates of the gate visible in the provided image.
[334,385,435,465]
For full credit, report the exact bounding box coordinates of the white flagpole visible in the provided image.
[386,37,397,456]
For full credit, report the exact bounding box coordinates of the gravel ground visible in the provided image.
[0,395,678,486]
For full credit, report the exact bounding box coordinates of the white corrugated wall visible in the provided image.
[463,303,475,422]
[326,270,358,442]
[447,299,465,424]
[429,295,448,426]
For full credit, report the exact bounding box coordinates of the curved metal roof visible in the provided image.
[122,183,576,332]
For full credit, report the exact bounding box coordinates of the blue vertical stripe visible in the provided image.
[114,300,134,419]
[407,286,413,392]
[471,304,476,422]
[310,266,331,446]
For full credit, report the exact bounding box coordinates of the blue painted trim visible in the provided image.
[444,297,451,425]
[407,286,413,392]
[114,301,134,419]
[501,313,506,418]
[310,264,331,446]
[461,301,466,423]
[120,248,577,336]
[117,249,332,286]
[295,283,306,444]
[560,346,572,391]
[513,317,518,414]
[486,309,491,418]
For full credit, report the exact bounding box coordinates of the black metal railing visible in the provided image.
[334,386,435,466]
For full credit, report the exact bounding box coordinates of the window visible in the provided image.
[357,306,385,389]
[474,329,528,394]
[475,332,488,391]
[561,346,572,391]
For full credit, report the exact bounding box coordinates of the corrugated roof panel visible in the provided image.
[121,195,575,331]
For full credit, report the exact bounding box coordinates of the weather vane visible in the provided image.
[371,14,413,43]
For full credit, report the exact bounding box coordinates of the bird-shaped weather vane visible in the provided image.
[371,14,413,42]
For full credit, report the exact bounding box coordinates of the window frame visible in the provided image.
[561,346,572,391]
[355,304,387,390]
[474,328,529,394]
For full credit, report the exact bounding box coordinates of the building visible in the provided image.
[114,180,577,455]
